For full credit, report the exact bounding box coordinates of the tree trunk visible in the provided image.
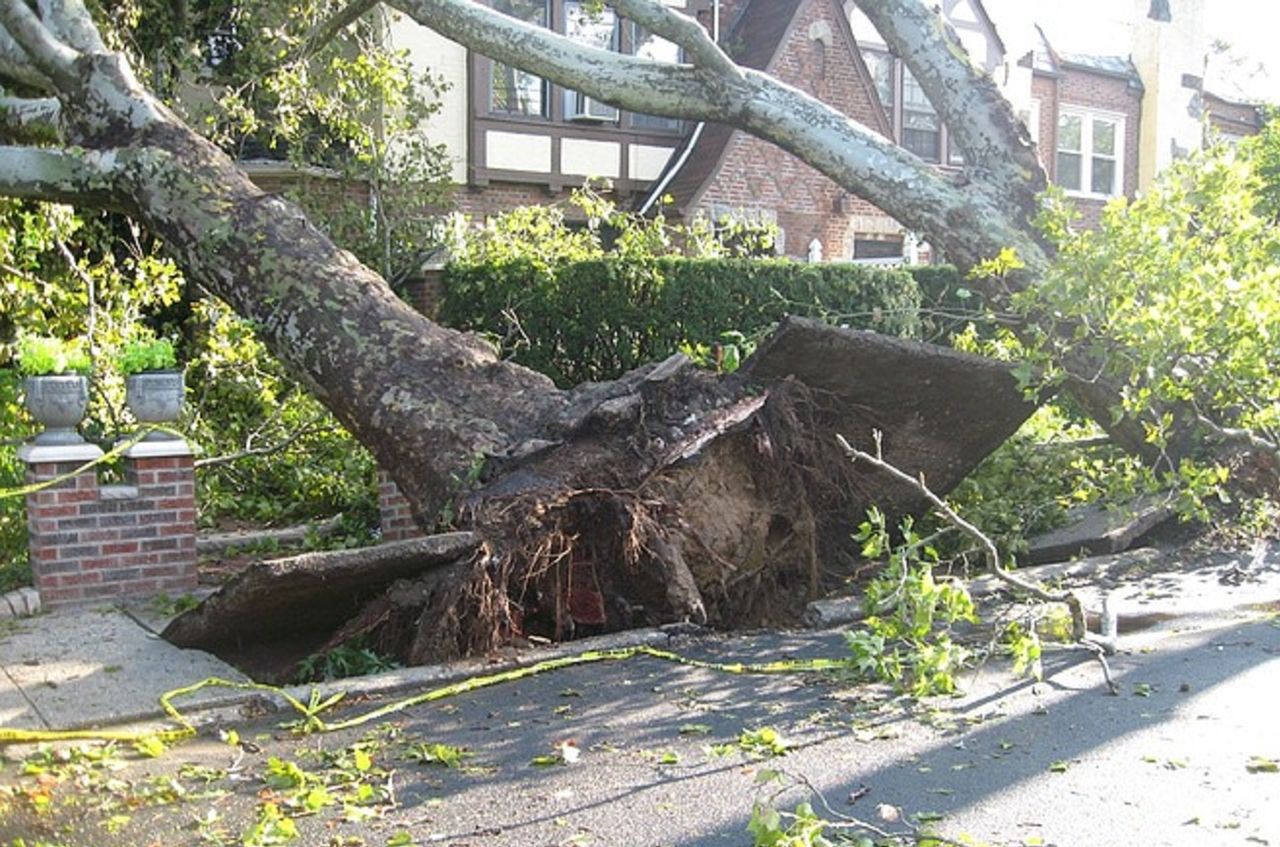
[166,319,1037,667]
[0,0,1201,667]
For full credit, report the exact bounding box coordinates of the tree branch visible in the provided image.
[35,0,105,54]
[837,431,1118,693]
[386,0,727,119]
[0,0,81,91]
[0,145,124,207]
[385,0,1037,271]
[0,27,56,92]
[194,416,336,470]
[852,0,1045,207]
[0,95,60,141]
[609,0,737,75]
[295,0,377,62]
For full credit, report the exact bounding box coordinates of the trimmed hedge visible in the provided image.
[907,265,999,343]
[440,257,924,386]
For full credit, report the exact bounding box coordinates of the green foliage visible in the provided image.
[1013,125,1280,507]
[294,642,400,683]
[186,297,379,532]
[14,336,91,377]
[844,509,977,697]
[907,264,995,344]
[116,334,177,375]
[748,801,840,847]
[445,255,920,386]
[440,187,918,385]
[941,405,1157,556]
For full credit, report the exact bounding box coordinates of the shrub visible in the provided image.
[117,335,178,375]
[15,335,91,377]
[441,257,922,386]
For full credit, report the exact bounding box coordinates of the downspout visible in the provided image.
[638,0,719,215]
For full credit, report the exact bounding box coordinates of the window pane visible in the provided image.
[902,70,933,113]
[1057,114,1082,152]
[1091,156,1116,194]
[863,50,894,121]
[631,24,681,130]
[904,127,941,161]
[490,0,548,116]
[1092,119,1116,156]
[564,1,618,121]
[1056,151,1082,190]
[491,66,546,115]
[565,1,617,50]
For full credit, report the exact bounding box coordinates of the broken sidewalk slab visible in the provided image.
[163,532,480,650]
[1022,495,1175,565]
[743,316,1037,512]
[0,607,248,732]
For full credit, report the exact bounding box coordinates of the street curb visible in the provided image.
[64,625,708,736]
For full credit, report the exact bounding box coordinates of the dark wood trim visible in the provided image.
[466,0,691,189]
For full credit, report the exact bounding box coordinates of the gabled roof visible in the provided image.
[947,0,1007,61]
[641,0,892,215]
[1031,23,1141,87]
[1058,51,1143,86]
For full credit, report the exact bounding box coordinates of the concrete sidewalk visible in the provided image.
[0,602,249,732]
[1,539,1277,738]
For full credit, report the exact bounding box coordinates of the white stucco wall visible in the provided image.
[386,10,470,184]
[1129,0,1206,190]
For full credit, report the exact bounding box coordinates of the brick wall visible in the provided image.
[694,0,893,260]
[400,268,447,319]
[1204,93,1263,139]
[23,445,197,608]
[378,470,424,543]
[1049,66,1144,230]
[1031,73,1059,176]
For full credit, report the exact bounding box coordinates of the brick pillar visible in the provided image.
[378,469,424,542]
[400,267,446,319]
[20,439,198,608]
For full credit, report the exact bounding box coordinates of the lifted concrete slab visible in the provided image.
[0,607,249,731]
[1022,494,1174,565]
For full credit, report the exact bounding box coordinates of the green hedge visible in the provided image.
[907,265,999,343]
[441,257,923,386]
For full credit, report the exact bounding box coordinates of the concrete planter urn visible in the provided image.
[125,370,185,439]
[23,374,90,445]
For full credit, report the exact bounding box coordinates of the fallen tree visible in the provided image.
[1,0,1268,663]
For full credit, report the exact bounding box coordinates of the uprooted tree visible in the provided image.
[1,0,1272,664]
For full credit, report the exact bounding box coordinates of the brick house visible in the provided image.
[385,0,1264,267]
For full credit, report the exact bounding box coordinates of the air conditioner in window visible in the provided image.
[569,93,618,123]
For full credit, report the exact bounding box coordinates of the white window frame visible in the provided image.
[1056,107,1125,200]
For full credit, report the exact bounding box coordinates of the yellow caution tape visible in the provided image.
[0,644,847,747]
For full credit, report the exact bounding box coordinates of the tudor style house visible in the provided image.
[383,0,1264,264]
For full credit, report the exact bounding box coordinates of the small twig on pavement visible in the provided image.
[783,770,970,847]
[837,431,1119,695]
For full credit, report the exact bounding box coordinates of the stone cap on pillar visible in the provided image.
[17,442,104,465]
[122,438,194,459]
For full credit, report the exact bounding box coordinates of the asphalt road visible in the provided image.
[3,551,1279,847]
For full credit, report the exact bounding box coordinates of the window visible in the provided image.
[489,0,550,116]
[863,49,895,125]
[901,70,941,162]
[483,1,683,132]
[563,1,619,121]
[630,23,682,130]
[1056,111,1123,197]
